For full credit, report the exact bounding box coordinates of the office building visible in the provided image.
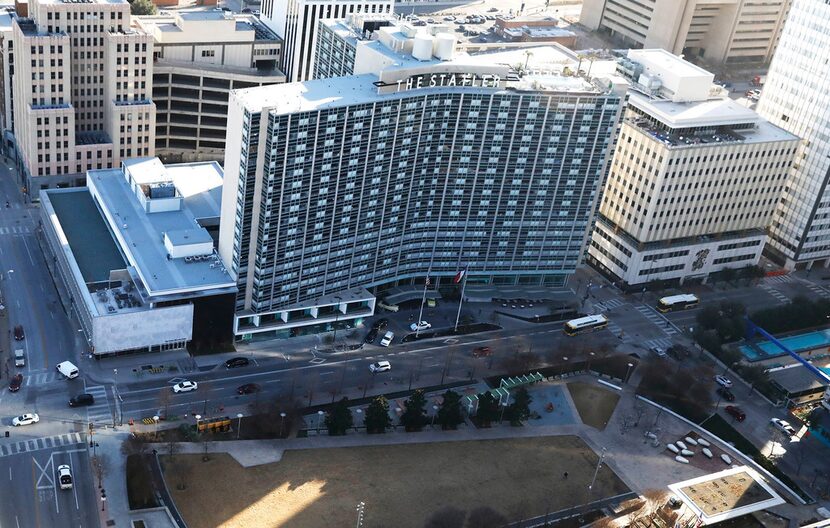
[11,0,155,198]
[218,39,628,338]
[755,0,830,270]
[579,0,790,65]
[260,0,393,81]
[0,5,16,154]
[135,10,285,163]
[39,157,236,356]
[587,49,798,289]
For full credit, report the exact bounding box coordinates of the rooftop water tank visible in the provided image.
[433,33,456,60]
[412,34,434,61]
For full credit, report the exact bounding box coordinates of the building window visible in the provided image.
[201,50,215,58]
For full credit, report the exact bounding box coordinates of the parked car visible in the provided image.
[57,465,73,489]
[12,413,39,426]
[716,387,735,402]
[725,405,746,422]
[69,393,95,407]
[241,7,252,12]
[472,346,492,358]
[410,321,432,332]
[237,383,261,395]
[172,380,198,393]
[380,331,394,347]
[8,374,22,392]
[364,328,379,343]
[443,15,455,21]
[488,6,499,11]
[715,375,733,388]
[13,325,24,340]
[770,418,797,436]
[225,357,250,369]
[650,346,667,358]
[14,349,24,368]
[371,318,389,331]
[369,361,391,373]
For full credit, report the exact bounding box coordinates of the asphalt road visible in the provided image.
[0,160,102,528]
[0,442,99,528]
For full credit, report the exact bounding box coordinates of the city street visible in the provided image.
[0,159,102,528]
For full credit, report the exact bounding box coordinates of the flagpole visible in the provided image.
[454,271,468,333]
[415,272,430,338]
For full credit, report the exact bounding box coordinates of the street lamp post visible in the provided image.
[588,447,607,493]
[355,409,363,432]
[236,413,244,440]
[431,404,439,428]
[153,415,159,438]
[625,362,634,384]
[317,410,324,434]
[280,412,287,437]
[395,407,402,430]
[499,401,509,424]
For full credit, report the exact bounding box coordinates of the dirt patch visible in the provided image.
[164,436,629,528]
[567,382,621,430]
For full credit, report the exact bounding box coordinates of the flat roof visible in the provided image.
[630,93,758,128]
[627,48,711,80]
[236,46,615,114]
[668,466,785,525]
[46,189,126,284]
[167,162,224,221]
[86,160,235,297]
[770,362,830,394]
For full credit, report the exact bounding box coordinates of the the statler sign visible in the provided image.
[393,72,503,92]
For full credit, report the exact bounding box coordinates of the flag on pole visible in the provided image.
[453,267,467,284]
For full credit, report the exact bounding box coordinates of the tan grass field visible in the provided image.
[567,382,621,430]
[164,435,629,528]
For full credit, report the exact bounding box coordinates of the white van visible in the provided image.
[14,349,24,368]
[380,331,394,347]
[56,361,79,379]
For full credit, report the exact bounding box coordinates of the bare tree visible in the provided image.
[201,430,213,462]
[158,388,171,419]
[618,413,635,435]
[120,433,149,457]
[632,401,648,427]
[174,459,191,491]
[166,439,180,462]
[91,454,109,489]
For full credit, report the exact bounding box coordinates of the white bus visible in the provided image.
[564,314,609,336]
[657,294,699,313]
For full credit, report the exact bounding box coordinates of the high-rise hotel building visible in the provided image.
[261,0,393,82]
[218,33,628,338]
[11,0,154,198]
[755,0,830,270]
[587,49,798,288]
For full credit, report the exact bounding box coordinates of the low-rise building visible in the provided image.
[587,49,798,289]
[135,10,284,163]
[494,16,576,46]
[39,157,236,356]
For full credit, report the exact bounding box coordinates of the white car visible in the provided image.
[410,321,432,332]
[57,464,73,489]
[172,380,198,393]
[379,331,394,347]
[12,413,39,426]
[651,347,667,358]
[770,418,797,436]
[715,375,732,388]
[369,361,391,373]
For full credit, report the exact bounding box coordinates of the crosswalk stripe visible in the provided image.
[759,284,789,303]
[0,433,87,458]
[634,305,678,336]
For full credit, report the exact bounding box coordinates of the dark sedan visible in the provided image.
[225,357,250,369]
[237,383,261,395]
[9,374,22,392]
[364,328,379,343]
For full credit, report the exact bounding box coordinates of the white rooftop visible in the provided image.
[87,159,235,298]
[237,45,616,114]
